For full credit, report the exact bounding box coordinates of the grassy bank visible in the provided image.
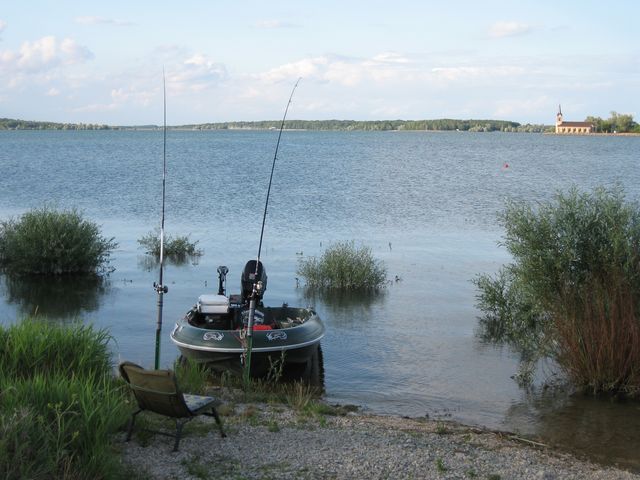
[0,319,129,479]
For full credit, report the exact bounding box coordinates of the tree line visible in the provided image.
[0,118,111,130]
[4,114,637,133]
[182,119,549,132]
[584,112,639,133]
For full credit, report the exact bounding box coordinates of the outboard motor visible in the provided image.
[241,260,267,304]
[217,265,229,296]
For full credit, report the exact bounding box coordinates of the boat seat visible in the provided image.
[198,294,229,314]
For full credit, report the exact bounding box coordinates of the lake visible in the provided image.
[1,129,639,469]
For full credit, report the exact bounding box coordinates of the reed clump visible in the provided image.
[0,206,116,275]
[138,229,202,260]
[474,187,640,396]
[0,319,129,479]
[297,241,387,290]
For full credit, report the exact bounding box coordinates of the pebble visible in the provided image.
[120,403,639,480]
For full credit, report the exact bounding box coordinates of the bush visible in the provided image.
[297,241,387,290]
[0,206,116,275]
[0,319,129,479]
[138,229,202,260]
[474,187,640,395]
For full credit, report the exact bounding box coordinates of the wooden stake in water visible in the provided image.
[154,70,168,369]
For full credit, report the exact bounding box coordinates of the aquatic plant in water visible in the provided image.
[0,206,116,275]
[474,186,640,396]
[297,241,387,290]
[138,228,202,260]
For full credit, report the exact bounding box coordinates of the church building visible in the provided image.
[555,105,593,134]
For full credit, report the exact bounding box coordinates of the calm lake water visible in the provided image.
[1,130,639,469]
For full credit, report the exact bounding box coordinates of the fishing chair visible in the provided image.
[119,361,226,452]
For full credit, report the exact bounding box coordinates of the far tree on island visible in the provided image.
[585,112,639,133]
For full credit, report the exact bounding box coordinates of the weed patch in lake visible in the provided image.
[0,206,116,275]
[138,228,202,262]
[297,241,387,290]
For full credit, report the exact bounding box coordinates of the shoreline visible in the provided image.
[120,396,639,479]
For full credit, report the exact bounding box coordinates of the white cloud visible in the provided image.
[170,54,227,93]
[488,21,531,38]
[431,65,526,82]
[46,87,60,96]
[72,102,119,113]
[74,16,133,27]
[0,36,93,74]
[254,19,297,29]
[257,53,417,87]
[0,19,6,35]
[493,96,551,118]
[372,52,411,64]
[258,56,328,83]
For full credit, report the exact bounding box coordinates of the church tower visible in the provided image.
[555,104,563,133]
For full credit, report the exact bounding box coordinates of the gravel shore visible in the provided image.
[120,400,639,480]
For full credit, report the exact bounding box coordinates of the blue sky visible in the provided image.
[1,1,638,125]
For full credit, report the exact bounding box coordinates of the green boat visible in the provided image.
[170,261,325,377]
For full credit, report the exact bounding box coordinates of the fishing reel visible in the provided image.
[153,282,168,294]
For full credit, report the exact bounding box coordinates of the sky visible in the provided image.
[0,1,638,125]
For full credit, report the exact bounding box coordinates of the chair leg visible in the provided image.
[173,419,186,452]
[211,407,227,438]
[126,410,142,442]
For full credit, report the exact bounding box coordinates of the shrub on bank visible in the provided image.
[474,187,640,396]
[0,319,129,479]
[0,206,116,275]
[297,241,387,290]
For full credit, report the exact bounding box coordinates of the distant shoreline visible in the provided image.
[0,117,550,133]
[3,117,639,135]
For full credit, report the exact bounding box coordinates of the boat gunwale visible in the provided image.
[170,330,325,353]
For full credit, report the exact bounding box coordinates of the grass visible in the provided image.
[0,206,117,275]
[181,455,210,480]
[435,457,448,473]
[0,318,130,479]
[297,240,387,290]
[474,187,640,396]
[138,228,202,261]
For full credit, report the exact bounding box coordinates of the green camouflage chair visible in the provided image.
[119,361,226,451]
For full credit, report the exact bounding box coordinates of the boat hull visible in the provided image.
[170,306,325,377]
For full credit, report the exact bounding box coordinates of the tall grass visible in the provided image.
[0,206,116,275]
[0,319,129,479]
[297,241,387,290]
[554,274,640,395]
[474,187,640,396]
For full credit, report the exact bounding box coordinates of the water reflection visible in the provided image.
[505,386,640,472]
[137,254,201,271]
[1,273,110,320]
[298,288,386,326]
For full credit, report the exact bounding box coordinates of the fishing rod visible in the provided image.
[243,78,301,384]
[153,69,169,369]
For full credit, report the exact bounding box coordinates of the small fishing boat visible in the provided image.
[170,260,325,377]
[171,79,321,378]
